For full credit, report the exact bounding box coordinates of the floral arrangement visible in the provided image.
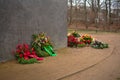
[67,31,109,49]
[14,44,43,64]
[13,32,57,64]
[32,32,53,46]
[77,41,86,47]
[80,34,93,44]
[32,32,56,57]
[71,31,80,37]
[67,31,85,47]
[67,35,78,47]
[91,40,109,49]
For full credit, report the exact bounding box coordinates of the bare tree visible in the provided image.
[113,0,120,31]
[67,0,119,31]
[95,0,100,32]
[67,0,73,25]
[108,0,111,31]
[105,0,108,25]
[84,0,88,29]
[69,0,73,24]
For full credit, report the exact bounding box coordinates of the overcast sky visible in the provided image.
[68,0,120,9]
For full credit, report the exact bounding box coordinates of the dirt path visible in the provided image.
[0,32,119,80]
[60,47,120,80]
[60,32,120,80]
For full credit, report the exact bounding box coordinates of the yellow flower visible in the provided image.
[67,33,71,36]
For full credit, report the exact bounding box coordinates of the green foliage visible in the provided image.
[32,42,50,57]
[18,58,38,64]
[32,34,38,40]
[77,43,86,47]
[72,31,80,37]
[91,40,109,49]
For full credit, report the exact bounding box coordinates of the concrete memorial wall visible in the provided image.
[0,0,67,62]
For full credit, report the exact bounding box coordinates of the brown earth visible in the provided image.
[0,31,120,80]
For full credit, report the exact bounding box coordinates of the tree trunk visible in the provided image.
[84,0,88,29]
[95,0,100,33]
[69,0,73,24]
[108,0,111,30]
[105,0,108,30]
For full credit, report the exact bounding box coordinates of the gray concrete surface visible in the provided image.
[0,0,67,61]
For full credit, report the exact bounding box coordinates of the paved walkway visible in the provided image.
[0,32,119,80]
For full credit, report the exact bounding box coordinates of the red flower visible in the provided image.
[31,51,36,55]
[37,57,44,60]
[29,54,35,58]
[68,35,78,43]
[87,40,91,44]
[17,44,23,50]
[29,54,44,60]
[23,44,29,49]
[24,56,29,60]
[68,35,74,42]
[78,42,84,44]
[31,48,34,51]
[24,51,30,56]
[19,54,23,58]
[82,36,85,38]
[16,49,21,53]
[14,43,44,62]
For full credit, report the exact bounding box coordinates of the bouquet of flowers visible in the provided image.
[32,32,56,57]
[67,31,85,47]
[80,34,93,44]
[91,40,109,49]
[14,44,43,64]
[67,35,78,47]
[67,31,109,49]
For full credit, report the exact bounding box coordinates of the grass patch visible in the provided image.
[68,29,120,35]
